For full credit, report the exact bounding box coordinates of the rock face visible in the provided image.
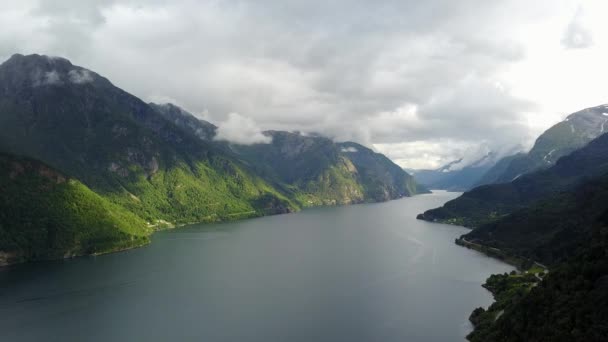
[149,103,217,141]
[477,104,608,186]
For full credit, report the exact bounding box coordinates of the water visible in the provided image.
[0,191,513,342]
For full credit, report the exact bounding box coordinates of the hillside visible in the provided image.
[233,131,427,205]
[418,132,608,228]
[465,187,608,341]
[0,54,297,225]
[0,153,151,266]
[0,54,429,265]
[477,105,608,186]
[148,103,428,205]
[149,102,217,141]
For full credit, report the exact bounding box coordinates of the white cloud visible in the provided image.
[32,70,62,86]
[214,113,272,145]
[2,0,608,167]
[68,69,93,84]
[341,147,358,153]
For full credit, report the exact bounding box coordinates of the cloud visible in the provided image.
[32,70,63,86]
[341,147,359,153]
[2,1,608,167]
[562,7,593,49]
[68,69,93,84]
[214,113,272,145]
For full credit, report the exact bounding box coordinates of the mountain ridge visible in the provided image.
[0,53,427,264]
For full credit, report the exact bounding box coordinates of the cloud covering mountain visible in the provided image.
[3,0,608,168]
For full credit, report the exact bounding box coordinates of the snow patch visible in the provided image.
[602,112,608,116]
[543,149,557,163]
[570,124,575,133]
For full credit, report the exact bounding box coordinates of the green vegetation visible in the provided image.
[463,173,608,266]
[103,158,298,225]
[0,54,426,265]
[233,132,426,207]
[468,271,541,341]
[468,225,608,341]
[0,153,151,266]
[454,148,608,341]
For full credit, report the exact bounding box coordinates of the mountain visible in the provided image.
[0,54,426,264]
[0,53,297,227]
[0,152,151,266]
[149,102,217,141]
[418,131,608,228]
[408,153,501,191]
[477,105,608,186]
[147,104,428,204]
[232,131,428,205]
[464,174,608,341]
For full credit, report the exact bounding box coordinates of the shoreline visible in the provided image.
[1,192,425,268]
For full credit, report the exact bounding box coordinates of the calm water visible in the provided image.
[0,191,512,342]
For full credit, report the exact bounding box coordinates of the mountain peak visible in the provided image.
[0,53,98,90]
[2,53,74,70]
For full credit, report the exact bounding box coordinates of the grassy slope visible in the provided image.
[0,153,151,265]
[0,55,298,228]
[105,159,297,225]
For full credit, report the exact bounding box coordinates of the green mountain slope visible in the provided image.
[232,131,427,206]
[0,153,151,266]
[146,103,428,205]
[0,54,425,264]
[0,54,297,226]
[477,105,608,186]
[337,142,426,199]
[465,179,608,341]
[464,173,608,266]
[418,132,608,228]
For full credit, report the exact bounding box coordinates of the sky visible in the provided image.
[1,0,607,169]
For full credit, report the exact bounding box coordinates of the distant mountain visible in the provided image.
[148,103,428,204]
[418,131,608,228]
[408,153,501,191]
[232,131,428,205]
[477,105,608,186]
[0,152,151,266]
